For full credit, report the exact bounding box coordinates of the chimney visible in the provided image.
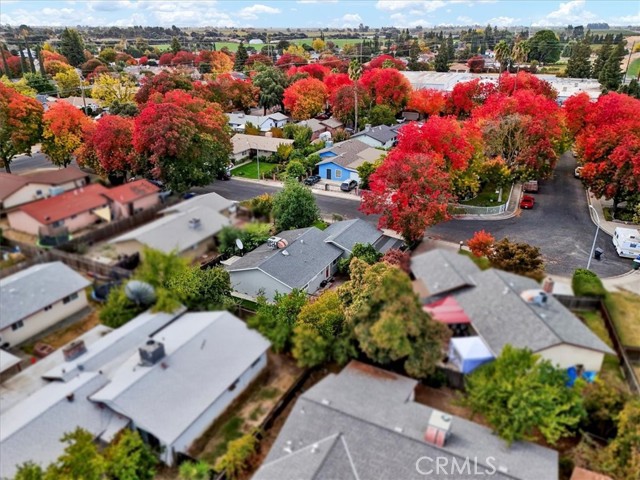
[542,277,554,294]
[139,340,165,366]
[424,410,452,447]
[63,340,87,362]
[365,124,372,132]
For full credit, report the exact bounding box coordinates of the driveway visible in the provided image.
[428,152,632,277]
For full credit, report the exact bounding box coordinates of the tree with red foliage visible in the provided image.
[283,77,328,120]
[276,53,307,68]
[196,50,233,76]
[41,50,69,67]
[41,101,91,167]
[324,72,352,99]
[138,56,148,65]
[80,58,103,77]
[368,54,406,70]
[133,92,231,192]
[0,84,43,173]
[330,84,367,125]
[361,150,452,243]
[0,53,23,77]
[497,72,557,100]
[571,92,640,215]
[86,65,109,83]
[448,78,495,118]
[288,64,330,81]
[171,50,196,66]
[406,89,447,117]
[115,52,137,65]
[563,92,592,137]
[193,74,258,112]
[319,54,347,72]
[381,249,411,274]
[467,55,485,73]
[468,230,495,257]
[359,68,412,113]
[245,53,273,69]
[135,70,194,104]
[158,52,174,66]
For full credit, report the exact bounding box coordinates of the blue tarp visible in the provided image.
[566,366,597,386]
[449,337,494,374]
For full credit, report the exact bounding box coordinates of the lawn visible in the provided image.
[605,291,640,347]
[458,249,491,270]
[627,58,640,79]
[459,184,506,207]
[231,160,279,180]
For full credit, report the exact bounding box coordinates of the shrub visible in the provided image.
[488,238,544,279]
[572,269,606,297]
[468,230,495,257]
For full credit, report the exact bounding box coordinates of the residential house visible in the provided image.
[231,134,294,162]
[102,180,160,220]
[57,96,100,112]
[7,184,111,237]
[0,309,270,477]
[298,117,344,140]
[0,349,22,380]
[0,167,90,212]
[159,192,235,217]
[0,262,90,347]
[254,361,559,480]
[225,219,402,301]
[316,139,385,182]
[227,112,289,133]
[351,124,399,149]
[108,205,230,259]
[411,249,614,374]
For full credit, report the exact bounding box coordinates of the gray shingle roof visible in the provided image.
[110,205,229,254]
[352,124,398,144]
[324,219,383,253]
[254,361,558,480]
[160,192,234,216]
[317,139,371,157]
[0,262,90,329]
[411,249,480,298]
[90,311,270,444]
[454,269,614,356]
[227,227,343,290]
[316,140,384,170]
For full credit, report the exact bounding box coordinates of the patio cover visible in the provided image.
[423,296,471,324]
[448,336,494,374]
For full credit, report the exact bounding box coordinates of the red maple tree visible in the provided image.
[359,68,412,112]
[283,77,328,120]
[468,230,495,257]
[448,78,495,118]
[497,71,557,100]
[406,89,447,117]
[368,54,406,70]
[135,71,194,104]
[41,101,91,167]
[276,53,308,68]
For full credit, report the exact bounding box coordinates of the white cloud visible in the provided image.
[297,0,338,3]
[377,0,446,12]
[331,13,363,28]
[609,13,640,24]
[456,15,475,24]
[487,16,519,26]
[88,1,132,12]
[238,4,281,20]
[390,12,430,27]
[533,0,597,27]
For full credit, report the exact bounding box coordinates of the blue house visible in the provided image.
[316,139,385,182]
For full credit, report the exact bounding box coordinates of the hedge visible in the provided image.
[572,269,607,297]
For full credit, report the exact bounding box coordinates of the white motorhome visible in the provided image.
[612,227,640,258]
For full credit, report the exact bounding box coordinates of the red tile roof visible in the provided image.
[102,179,160,204]
[0,174,28,201]
[19,184,109,225]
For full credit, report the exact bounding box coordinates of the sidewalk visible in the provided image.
[585,190,638,237]
[549,270,640,295]
[452,183,522,221]
[232,176,363,202]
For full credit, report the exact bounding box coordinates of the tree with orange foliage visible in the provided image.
[468,230,495,257]
[245,53,273,69]
[330,84,367,125]
[195,50,234,76]
[497,71,557,100]
[406,89,447,118]
[276,53,307,68]
[324,72,352,99]
[194,74,258,112]
[0,84,43,173]
[359,68,411,113]
[41,101,91,167]
[448,78,495,118]
[283,77,328,120]
[368,54,406,70]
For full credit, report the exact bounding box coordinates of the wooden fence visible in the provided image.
[554,294,602,311]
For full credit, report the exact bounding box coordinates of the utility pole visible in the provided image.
[623,41,636,83]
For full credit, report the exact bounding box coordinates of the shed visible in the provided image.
[448,336,494,374]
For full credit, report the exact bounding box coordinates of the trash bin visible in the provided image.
[633,255,640,270]
[594,247,604,261]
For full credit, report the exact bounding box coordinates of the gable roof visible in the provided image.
[411,249,480,298]
[0,262,90,329]
[110,205,229,253]
[226,227,343,290]
[453,269,614,356]
[324,219,383,253]
[0,174,28,201]
[352,124,398,144]
[17,183,109,225]
[227,112,289,128]
[0,349,21,374]
[231,134,294,155]
[90,311,270,445]
[317,140,384,170]
[321,117,343,129]
[254,361,558,480]
[102,179,159,204]
[160,192,234,216]
[22,166,88,185]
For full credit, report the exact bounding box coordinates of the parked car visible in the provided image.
[574,166,583,178]
[217,170,231,181]
[304,175,321,186]
[520,195,535,209]
[523,180,539,193]
[340,180,358,192]
[182,192,198,200]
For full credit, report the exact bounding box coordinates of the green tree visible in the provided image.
[170,37,182,55]
[619,78,640,99]
[253,65,287,115]
[566,36,593,78]
[356,158,382,190]
[98,47,117,63]
[234,42,248,71]
[464,346,585,446]
[591,39,612,79]
[105,429,157,480]
[494,40,511,73]
[596,399,640,479]
[53,69,81,97]
[527,30,561,64]
[178,461,211,480]
[1,75,37,96]
[338,259,449,378]
[24,72,56,94]
[14,462,45,480]
[407,40,420,70]
[49,428,106,480]
[293,126,312,149]
[272,179,320,231]
[348,60,363,131]
[99,285,145,328]
[247,289,308,352]
[284,159,306,179]
[488,238,544,279]
[599,42,625,91]
[368,104,396,126]
[434,46,450,72]
[292,290,356,367]
[214,434,257,479]
[58,28,85,67]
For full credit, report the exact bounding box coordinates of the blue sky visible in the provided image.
[1,0,638,28]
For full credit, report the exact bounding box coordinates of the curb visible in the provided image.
[231,177,363,202]
[452,184,520,221]
[585,190,615,238]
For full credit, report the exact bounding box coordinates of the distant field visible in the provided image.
[156,37,364,52]
[628,58,640,77]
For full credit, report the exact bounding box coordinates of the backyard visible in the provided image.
[232,160,279,180]
[605,291,640,348]
[458,183,507,207]
[627,57,640,78]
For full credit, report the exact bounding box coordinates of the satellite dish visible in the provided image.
[235,238,244,250]
[124,280,156,306]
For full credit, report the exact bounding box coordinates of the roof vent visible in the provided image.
[281,249,290,256]
[63,340,87,362]
[188,218,201,229]
[321,398,331,406]
[498,465,509,474]
[283,440,293,454]
[267,236,288,249]
[139,340,165,366]
[520,289,548,307]
[394,426,404,433]
[311,443,319,453]
[424,410,452,447]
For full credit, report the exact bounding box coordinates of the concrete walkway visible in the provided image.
[586,190,639,237]
[232,176,362,202]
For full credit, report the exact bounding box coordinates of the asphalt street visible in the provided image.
[198,152,632,277]
[8,150,78,173]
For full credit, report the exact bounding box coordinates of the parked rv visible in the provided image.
[612,227,640,258]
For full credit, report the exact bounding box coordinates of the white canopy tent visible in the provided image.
[448,336,494,374]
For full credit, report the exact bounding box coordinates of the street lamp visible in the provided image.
[586,204,600,270]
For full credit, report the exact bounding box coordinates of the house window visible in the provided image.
[44,305,53,311]
[70,214,77,219]
[52,220,64,227]
[332,258,338,265]
[63,292,79,304]
[35,189,43,196]
[11,320,24,331]
[335,169,342,179]
[228,380,239,392]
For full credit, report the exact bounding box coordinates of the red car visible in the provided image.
[520,195,535,209]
